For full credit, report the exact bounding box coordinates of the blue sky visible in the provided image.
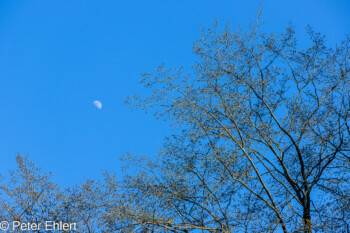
[0,0,349,186]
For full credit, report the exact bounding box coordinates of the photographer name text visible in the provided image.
[0,221,77,231]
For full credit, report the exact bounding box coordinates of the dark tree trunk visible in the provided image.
[303,195,312,233]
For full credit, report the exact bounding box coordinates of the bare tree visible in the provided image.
[116,17,350,232]
[0,155,103,233]
[0,155,59,232]
[1,16,349,233]
[56,179,105,233]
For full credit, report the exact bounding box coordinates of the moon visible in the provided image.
[93,100,102,110]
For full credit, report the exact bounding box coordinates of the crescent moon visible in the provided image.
[93,100,102,109]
